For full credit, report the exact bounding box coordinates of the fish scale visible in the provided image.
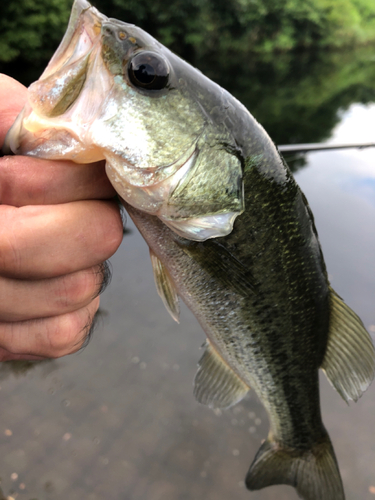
[126,194,325,448]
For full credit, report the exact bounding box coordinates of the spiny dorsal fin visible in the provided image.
[194,340,249,409]
[246,430,344,500]
[321,287,375,402]
[149,248,180,323]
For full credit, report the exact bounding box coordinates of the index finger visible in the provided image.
[0,156,117,205]
[0,74,117,204]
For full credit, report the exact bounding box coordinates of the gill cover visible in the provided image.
[4,0,245,241]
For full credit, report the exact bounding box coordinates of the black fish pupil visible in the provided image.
[128,51,169,90]
[134,63,155,84]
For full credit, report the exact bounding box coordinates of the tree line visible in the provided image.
[1,0,375,71]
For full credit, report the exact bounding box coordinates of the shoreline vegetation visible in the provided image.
[1,0,375,69]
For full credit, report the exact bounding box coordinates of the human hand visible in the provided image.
[0,74,123,361]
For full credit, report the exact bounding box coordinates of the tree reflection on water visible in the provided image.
[202,46,375,147]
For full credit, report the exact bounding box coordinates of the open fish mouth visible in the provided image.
[3,0,109,161]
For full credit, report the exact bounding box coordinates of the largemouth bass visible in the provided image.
[4,1,375,499]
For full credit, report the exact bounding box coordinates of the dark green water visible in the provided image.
[0,46,374,500]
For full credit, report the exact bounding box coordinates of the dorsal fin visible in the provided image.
[321,287,375,402]
[194,340,250,409]
[149,248,180,323]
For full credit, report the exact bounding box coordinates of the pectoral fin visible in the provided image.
[321,287,375,402]
[149,249,180,323]
[194,340,249,408]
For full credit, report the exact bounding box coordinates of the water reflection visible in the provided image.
[204,46,375,148]
[0,360,54,382]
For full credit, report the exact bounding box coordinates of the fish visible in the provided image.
[3,1,375,499]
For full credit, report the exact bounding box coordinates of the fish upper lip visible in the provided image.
[39,0,107,82]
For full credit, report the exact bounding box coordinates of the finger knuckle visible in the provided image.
[0,208,22,274]
[100,204,124,257]
[95,262,112,295]
[45,317,85,357]
[46,302,98,357]
[0,348,13,362]
[54,269,101,309]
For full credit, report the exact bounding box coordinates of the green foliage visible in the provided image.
[0,0,71,63]
[2,0,375,68]
[185,0,375,56]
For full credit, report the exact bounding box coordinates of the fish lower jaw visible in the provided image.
[8,112,104,163]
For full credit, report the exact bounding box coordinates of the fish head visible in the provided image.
[5,0,244,240]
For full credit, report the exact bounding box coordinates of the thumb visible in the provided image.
[0,74,27,147]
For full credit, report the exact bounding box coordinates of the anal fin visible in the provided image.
[194,340,249,409]
[149,249,180,323]
[321,287,375,402]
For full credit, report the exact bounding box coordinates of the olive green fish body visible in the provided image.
[125,144,342,498]
[125,123,330,451]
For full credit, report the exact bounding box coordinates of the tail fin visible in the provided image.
[245,433,345,500]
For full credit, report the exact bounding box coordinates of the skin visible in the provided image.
[0,74,124,361]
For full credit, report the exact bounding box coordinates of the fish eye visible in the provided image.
[128,51,169,90]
